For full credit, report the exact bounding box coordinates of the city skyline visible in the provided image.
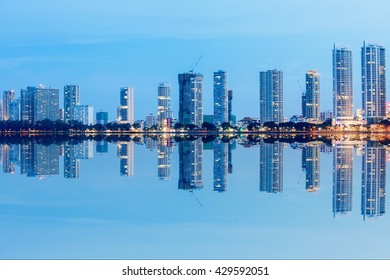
[2,39,387,127]
[3,1,390,123]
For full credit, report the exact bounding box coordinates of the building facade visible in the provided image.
[73,105,93,125]
[178,72,203,127]
[96,111,108,125]
[2,90,15,121]
[117,87,134,124]
[304,70,320,122]
[361,42,386,124]
[64,85,80,123]
[157,82,173,128]
[333,46,354,124]
[259,70,283,124]
[213,70,228,125]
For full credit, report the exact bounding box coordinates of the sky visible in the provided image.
[2,0,390,122]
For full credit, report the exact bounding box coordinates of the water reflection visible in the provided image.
[0,135,388,221]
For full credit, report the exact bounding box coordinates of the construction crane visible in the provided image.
[189,55,203,73]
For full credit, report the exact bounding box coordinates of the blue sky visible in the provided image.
[1,0,390,121]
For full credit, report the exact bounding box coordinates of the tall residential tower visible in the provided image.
[333,46,354,124]
[259,70,283,124]
[117,87,134,124]
[304,70,320,122]
[157,82,173,128]
[213,70,228,125]
[361,42,386,124]
[178,72,203,127]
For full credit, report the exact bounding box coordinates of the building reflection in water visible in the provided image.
[333,142,354,216]
[64,141,80,178]
[117,141,134,176]
[259,141,283,193]
[3,144,20,174]
[157,137,173,181]
[178,138,203,190]
[64,140,94,178]
[21,143,60,177]
[302,143,320,192]
[96,141,108,153]
[361,142,386,219]
[214,140,228,192]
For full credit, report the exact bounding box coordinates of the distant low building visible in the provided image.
[290,115,306,123]
[320,111,333,122]
[145,113,157,128]
[96,111,108,125]
[73,105,93,125]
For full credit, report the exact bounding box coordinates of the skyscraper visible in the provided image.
[361,42,386,124]
[333,45,354,124]
[178,72,203,127]
[213,70,228,125]
[157,82,173,128]
[20,87,35,123]
[259,70,283,124]
[9,99,20,121]
[117,87,134,124]
[2,90,15,121]
[228,89,233,123]
[304,70,320,122]
[34,86,60,121]
[64,85,80,123]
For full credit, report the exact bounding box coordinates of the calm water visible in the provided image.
[0,136,389,259]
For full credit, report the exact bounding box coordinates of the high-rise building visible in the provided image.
[2,90,15,121]
[96,111,108,125]
[228,89,233,123]
[304,71,320,122]
[178,72,203,127]
[361,142,386,219]
[34,86,60,122]
[259,70,283,124]
[73,105,93,125]
[21,87,35,123]
[259,141,283,193]
[333,142,353,216]
[9,98,20,121]
[117,87,134,124]
[213,70,228,125]
[362,42,386,124]
[157,82,173,128]
[64,85,80,123]
[333,45,354,124]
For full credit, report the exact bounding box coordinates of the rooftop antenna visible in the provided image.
[189,55,203,73]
